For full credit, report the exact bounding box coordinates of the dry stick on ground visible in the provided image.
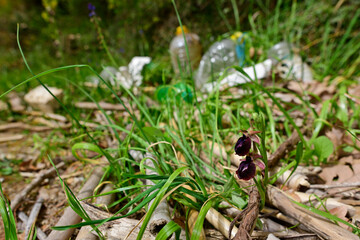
[267,185,360,240]
[80,202,156,240]
[18,212,47,240]
[75,183,115,240]
[46,167,104,240]
[11,162,66,210]
[268,130,300,169]
[310,182,360,189]
[24,196,44,239]
[229,182,260,240]
[74,101,125,111]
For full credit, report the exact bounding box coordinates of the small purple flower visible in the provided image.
[234,134,251,156]
[236,156,265,181]
[236,156,256,180]
[139,29,144,35]
[88,3,96,17]
[118,47,125,53]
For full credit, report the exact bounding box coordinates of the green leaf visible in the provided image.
[141,126,165,142]
[137,166,189,240]
[313,136,334,162]
[190,198,215,240]
[155,221,182,240]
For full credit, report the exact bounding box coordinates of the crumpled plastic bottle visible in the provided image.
[195,32,245,89]
[268,41,313,83]
[169,26,202,75]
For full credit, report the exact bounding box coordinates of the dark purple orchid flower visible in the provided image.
[88,3,96,17]
[234,134,251,156]
[236,155,265,181]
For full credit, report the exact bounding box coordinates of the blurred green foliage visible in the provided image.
[0,0,359,92]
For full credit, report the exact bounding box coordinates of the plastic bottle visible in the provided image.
[268,41,313,83]
[169,26,202,75]
[195,32,245,88]
[268,41,293,64]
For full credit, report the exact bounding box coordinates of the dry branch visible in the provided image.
[75,183,115,240]
[11,162,66,210]
[267,185,359,240]
[18,211,47,240]
[25,196,44,238]
[81,202,155,240]
[230,183,260,240]
[46,167,104,240]
[74,101,125,111]
[268,130,300,169]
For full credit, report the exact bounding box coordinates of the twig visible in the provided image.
[25,196,44,238]
[267,185,359,240]
[11,162,66,210]
[18,211,47,240]
[80,202,155,240]
[75,183,115,240]
[230,182,260,240]
[46,167,104,240]
[310,182,360,189]
[74,101,125,111]
[268,130,300,169]
[0,134,24,143]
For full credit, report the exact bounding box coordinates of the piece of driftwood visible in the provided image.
[145,153,172,235]
[268,130,300,169]
[230,183,260,240]
[74,101,125,111]
[81,202,155,240]
[75,183,115,240]
[11,162,66,210]
[267,185,359,240]
[46,167,104,240]
[18,211,47,240]
[25,196,44,238]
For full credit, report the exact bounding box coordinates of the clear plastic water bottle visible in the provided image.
[195,39,237,88]
[169,26,202,75]
[268,41,293,65]
[268,41,313,83]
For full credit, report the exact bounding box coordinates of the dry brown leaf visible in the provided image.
[329,206,351,230]
[319,165,353,184]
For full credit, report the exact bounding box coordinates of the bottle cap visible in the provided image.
[176,26,189,35]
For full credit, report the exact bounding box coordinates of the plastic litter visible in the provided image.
[87,56,151,88]
[203,59,273,92]
[169,26,202,74]
[268,41,313,83]
[195,32,246,89]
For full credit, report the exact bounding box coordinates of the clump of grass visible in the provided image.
[0,183,18,240]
